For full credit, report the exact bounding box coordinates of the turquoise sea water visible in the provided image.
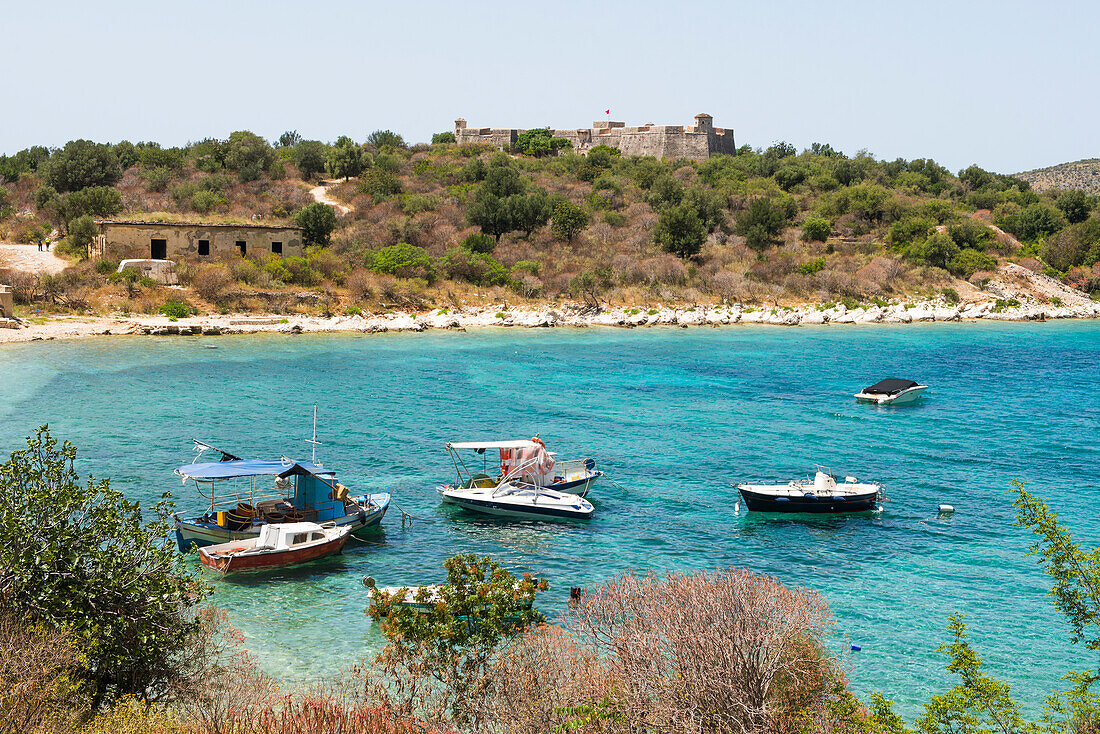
[2,323,1098,715]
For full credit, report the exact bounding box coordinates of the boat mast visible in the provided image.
[306,405,322,466]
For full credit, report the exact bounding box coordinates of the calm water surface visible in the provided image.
[2,322,1098,715]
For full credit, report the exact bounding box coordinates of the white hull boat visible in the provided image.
[439,438,596,521]
[855,378,928,405]
[438,482,594,520]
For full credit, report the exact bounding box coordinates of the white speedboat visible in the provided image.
[854,378,928,405]
[438,439,595,520]
[736,469,881,513]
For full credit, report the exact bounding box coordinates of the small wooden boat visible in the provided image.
[173,440,390,552]
[199,521,350,573]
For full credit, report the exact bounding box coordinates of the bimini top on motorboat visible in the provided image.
[735,469,882,514]
[199,522,350,574]
[173,440,390,552]
[854,378,928,405]
[438,438,595,520]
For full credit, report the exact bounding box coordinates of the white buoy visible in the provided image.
[937,504,955,514]
[734,500,741,514]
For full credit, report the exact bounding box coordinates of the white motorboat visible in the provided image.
[854,378,928,405]
[736,469,882,513]
[438,439,595,520]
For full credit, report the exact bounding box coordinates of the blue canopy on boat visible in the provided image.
[175,459,332,481]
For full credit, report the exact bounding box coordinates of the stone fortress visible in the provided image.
[454,113,735,161]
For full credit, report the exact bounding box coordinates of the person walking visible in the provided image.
[37,237,42,251]
[44,237,50,252]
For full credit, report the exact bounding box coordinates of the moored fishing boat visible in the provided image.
[438,439,595,520]
[200,522,350,574]
[174,442,389,551]
[735,469,882,513]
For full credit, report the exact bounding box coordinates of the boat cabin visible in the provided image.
[255,521,328,550]
[174,459,350,527]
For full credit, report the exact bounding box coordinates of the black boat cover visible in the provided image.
[863,378,921,395]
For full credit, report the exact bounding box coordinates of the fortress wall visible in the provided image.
[453,116,735,159]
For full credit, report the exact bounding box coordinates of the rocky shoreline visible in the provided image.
[2,297,1098,345]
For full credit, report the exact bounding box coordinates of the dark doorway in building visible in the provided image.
[198,239,210,256]
[150,239,167,259]
[271,241,282,254]
[236,240,246,256]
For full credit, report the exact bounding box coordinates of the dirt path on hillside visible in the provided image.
[308,181,351,215]
[0,242,68,274]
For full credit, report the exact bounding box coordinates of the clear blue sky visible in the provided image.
[4,0,1096,173]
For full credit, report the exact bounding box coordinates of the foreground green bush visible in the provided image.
[0,427,207,708]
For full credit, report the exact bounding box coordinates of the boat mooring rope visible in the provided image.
[603,475,630,493]
[390,501,438,526]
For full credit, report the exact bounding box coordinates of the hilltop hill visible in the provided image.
[1017,158,1100,193]
[1,131,1099,318]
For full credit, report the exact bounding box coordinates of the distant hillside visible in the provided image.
[1017,158,1100,193]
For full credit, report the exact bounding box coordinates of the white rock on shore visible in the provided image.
[2,293,1099,346]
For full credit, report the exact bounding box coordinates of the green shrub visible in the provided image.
[431,131,457,145]
[346,305,363,316]
[992,297,1021,312]
[735,196,796,252]
[801,217,831,243]
[889,217,935,246]
[63,186,123,219]
[947,218,992,249]
[439,247,511,286]
[189,189,224,214]
[909,231,959,269]
[798,257,826,275]
[998,203,1065,242]
[1056,189,1092,224]
[59,215,99,259]
[948,248,997,278]
[512,260,539,275]
[169,181,198,206]
[966,189,1002,210]
[158,299,192,320]
[551,201,590,241]
[603,210,627,227]
[366,129,407,150]
[369,242,435,281]
[357,169,403,201]
[399,193,440,215]
[655,203,706,258]
[94,259,118,275]
[260,254,292,283]
[462,232,497,254]
[281,255,320,286]
[941,287,960,304]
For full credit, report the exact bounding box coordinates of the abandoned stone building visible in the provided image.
[453,113,736,160]
[91,220,305,261]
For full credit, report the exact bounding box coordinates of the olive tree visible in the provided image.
[327,136,366,181]
[293,140,328,181]
[294,202,338,247]
[45,140,121,192]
